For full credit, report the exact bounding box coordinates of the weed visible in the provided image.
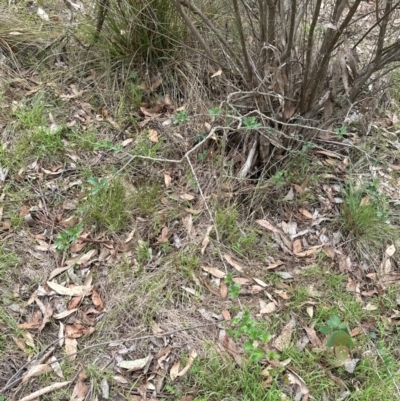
[209,107,221,119]
[243,116,261,129]
[188,348,283,400]
[228,310,270,362]
[335,125,347,139]
[174,110,190,124]
[225,273,241,299]
[54,224,83,251]
[271,170,286,187]
[136,240,152,267]
[319,315,353,362]
[88,176,109,196]
[340,181,400,258]
[83,176,133,232]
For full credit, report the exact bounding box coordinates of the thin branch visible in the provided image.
[232,0,254,85]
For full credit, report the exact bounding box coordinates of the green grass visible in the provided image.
[82,175,134,232]
[340,180,400,259]
[184,350,284,401]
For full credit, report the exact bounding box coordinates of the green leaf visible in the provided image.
[327,315,341,328]
[250,348,265,363]
[327,330,354,348]
[244,342,254,353]
[319,325,332,335]
[334,345,350,362]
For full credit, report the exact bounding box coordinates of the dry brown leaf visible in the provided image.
[211,69,222,78]
[218,331,243,366]
[222,309,231,321]
[304,327,322,347]
[68,296,82,310]
[148,129,159,143]
[177,349,197,377]
[322,245,335,259]
[306,306,314,318]
[118,355,151,371]
[47,281,93,297]
[220,283,228,299]
[274,289,289,300]
[65,337,77,361]
[201,225,213,254]
[274,318,296,351]
[253,277,268,287]
[22,364,53,383]
[233,277,250,285]
[164,173,172,188]
[299,209,313,219]
[170,361,181,380]
[22,330,35,348]
[180,193,195,200]
[293,239,302,254]
[260,300,276,314]
[223,254,244,272]
[201,265,225,278]
[92,288,104,311]
[70,370,89,401]
[287,369,309,397]
[48,266,71,280]
[53,309,78,319]
[151,320,163,335]
[266,261,284,270]
[295,245,322,257]
[18,381,72,401]
[12,336,27,352]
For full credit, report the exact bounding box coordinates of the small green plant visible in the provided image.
[88,176,109,196]
[93,140,123,153]
[136,240,152,266]
[198,150,207,161]
[334,125,347,139]
[243,116,261,129]
[301,141,316,152]
[173,110,190,124]
[54,224,83,251]
[272,170,286,187]
[229,310,270,363]
[209,107,221,118]
[224,273,241,299]
[319,315,353,362]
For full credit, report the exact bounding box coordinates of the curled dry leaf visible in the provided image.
[170,361,181,381]
[201,265,225,278]
[274,318,296,351]
[18,381,72,401]
[211,69,222,78]
[223,254,244,272]
[91,288,104,311]
[47,281,93,297]
[65,337,77,361]
[148,129,159,143]
[22,364,53,383]
[118,354,151,372]
[259,300,276,314]
[164,173,172,187]
[201,225,213,254]
[177,349,197,377]
[220,283,228,299]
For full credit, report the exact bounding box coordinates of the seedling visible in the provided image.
[173,110,190,124]
[209,107,221,118]
[319,315,353,362]
[334,125,347,139]
[54,223,83,251]
[229,310,270,363]
[243,116,261,129]
[88,176,108,196]
[224,273,241,299]
[272,170,286,187]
